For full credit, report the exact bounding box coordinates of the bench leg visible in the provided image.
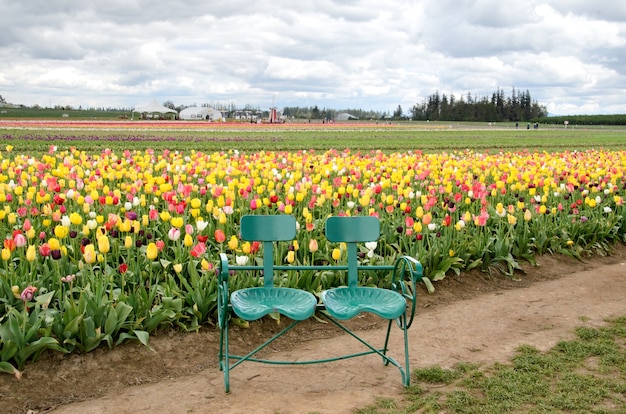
[382,319,393,364]
[220,323,230,392]
[381,314,411,386]
[219,318,306,392]
[321,313,411,387]
[401,314,411,387]
[217,283,231,392]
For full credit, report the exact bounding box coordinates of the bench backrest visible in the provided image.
[240,215,296,287]
[238,215,381,289]
[325,216,380,288]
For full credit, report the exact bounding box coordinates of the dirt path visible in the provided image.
[2,249,626,414]
[55,262,626,413]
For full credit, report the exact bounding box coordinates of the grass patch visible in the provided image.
[358,316,626,413]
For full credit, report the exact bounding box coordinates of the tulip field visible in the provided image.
[0,120,625,377]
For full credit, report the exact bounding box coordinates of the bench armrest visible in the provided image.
[218,253,230,284]
[391,256,423,329]
[217,253,231,329]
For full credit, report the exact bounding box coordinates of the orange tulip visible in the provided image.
[214,229,226,243]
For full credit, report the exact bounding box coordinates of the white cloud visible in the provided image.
[0,0,624,114]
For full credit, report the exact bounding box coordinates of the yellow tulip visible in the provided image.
[228,235,238,250]
[332,248,341,261]
[415,206,424,219]
[2,248,11,261]
[463,211,472,223]
[120,219,132,233]
[146,242,158,260]
[170,216,184,228]
[183,233,193,247]
[160,211,171,222]
[48,238,61,251]
[495,203,505,217]
[26,245,37,262]
[242,241,251,254]
[69,212,83,225]
[173,263,183,273]
[190,198,201,209]
[97,235,110,254]
[83,244,96,264]
[524,209,532,222]
[286,250,295,264]
[201,259,210,271]
[124,236,133,248]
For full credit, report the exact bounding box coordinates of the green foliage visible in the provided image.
[0,106,131,119]
[536,114,626,126]
[411,88,548,122]
[0,301,68,372]
[3,126,626,154]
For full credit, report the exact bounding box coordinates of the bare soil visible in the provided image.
[2,245,626,414]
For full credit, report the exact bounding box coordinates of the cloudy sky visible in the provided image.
[1,0,625,115]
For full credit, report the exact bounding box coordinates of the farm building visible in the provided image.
[132,99,178,119]
[336,112,357,121]
[179,107,224,121]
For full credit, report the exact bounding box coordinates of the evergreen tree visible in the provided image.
[393,105,403,119]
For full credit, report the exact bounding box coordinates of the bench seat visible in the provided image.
[321,286,407,320]
[231,287,317,321]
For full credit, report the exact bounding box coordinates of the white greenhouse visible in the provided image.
[179,107,224,121]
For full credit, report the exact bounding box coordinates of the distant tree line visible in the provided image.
[410,88,548,122]
[282,106,385,120]
[534,114,626,126]
[10,91,626,125]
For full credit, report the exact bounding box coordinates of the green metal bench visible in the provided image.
[217,214,423,392]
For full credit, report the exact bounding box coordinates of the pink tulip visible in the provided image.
[20,286,38,302]
[190,242,207,258]
[473,210,489,226]
[168,228,181,241]
[14,233,27,248]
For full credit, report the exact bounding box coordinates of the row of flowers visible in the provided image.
[0,145,625,376]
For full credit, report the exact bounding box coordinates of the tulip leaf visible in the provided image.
[0,361,21,379]
[104,307,118,335]
[35,291,55,308]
